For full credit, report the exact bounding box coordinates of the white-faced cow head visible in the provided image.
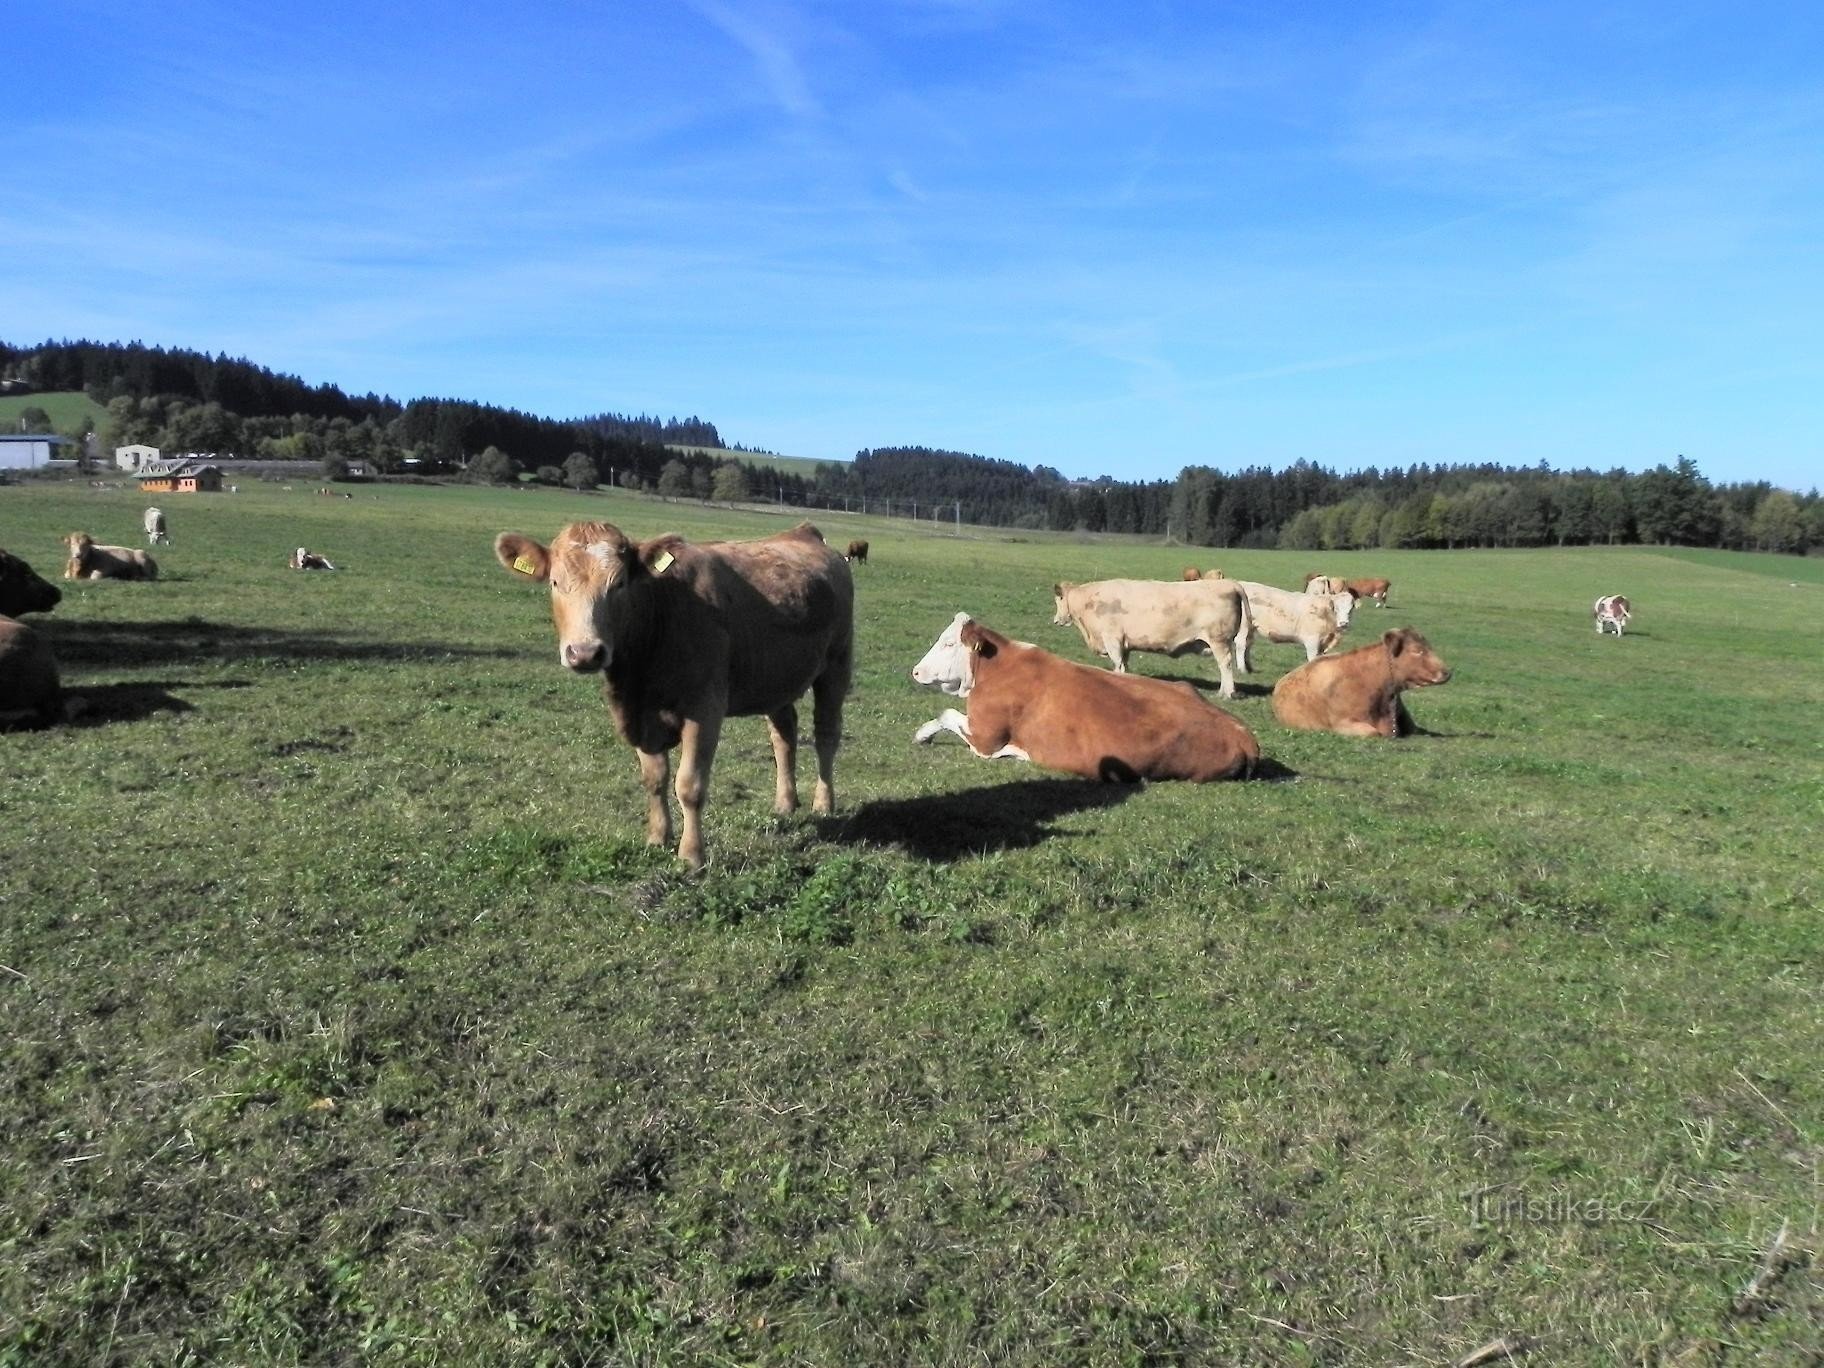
[496,522,677,674]
[1050,583,1076,626]
[912,611,980,696]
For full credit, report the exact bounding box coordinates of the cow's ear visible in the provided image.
[641,535,686,575]
[1384,629,1406,656]
[495,533,550,582]
[959,620,996,657]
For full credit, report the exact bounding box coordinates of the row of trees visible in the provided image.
[6,339,1817,554]
[1277,459,1823,553]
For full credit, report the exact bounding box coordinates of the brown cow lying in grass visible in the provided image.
[0,549,65,728]
[496,519,854,869]
[1271,627,1451,737]
[913,612,1258,781]
[64,532,157,581]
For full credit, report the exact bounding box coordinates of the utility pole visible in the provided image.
[955,500,961,533]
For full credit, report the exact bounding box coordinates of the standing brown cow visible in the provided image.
[1271,627,1450,737]
[1344,577,1391,606]
[846,539,869,564]
[495,520,854,869]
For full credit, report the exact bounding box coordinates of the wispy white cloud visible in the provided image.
[685,0,821,118]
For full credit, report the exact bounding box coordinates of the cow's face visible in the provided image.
[1051,583,1074,626]
[1329,592,1356,629]
[912,612,976,696]
[1386,629,1451,688]
[0,549,61,616]
[64,533,91,558]
[496,522,653,674]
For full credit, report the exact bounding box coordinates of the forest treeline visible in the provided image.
[4,339,1818,554]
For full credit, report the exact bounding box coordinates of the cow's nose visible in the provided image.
[562,641,606,671]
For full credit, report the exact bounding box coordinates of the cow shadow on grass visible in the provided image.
[825,778,1138,861]
[1146,671,1274,699]
[41,618,520,669]
[65,679,254,727]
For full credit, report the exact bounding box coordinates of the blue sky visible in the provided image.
[6,1,1821,489]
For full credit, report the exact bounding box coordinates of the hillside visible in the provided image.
[0,390,108,435]
[666,445,836,479]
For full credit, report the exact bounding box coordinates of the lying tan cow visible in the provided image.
[1345,577,1390,606]
[1272,627,1451,737]
[1180,567,1226,581]
[64,533,157,581]
[496,520,853,869]
[1051,577,1251,699]
[912,612,1258,781]
[1234,581,1354,670]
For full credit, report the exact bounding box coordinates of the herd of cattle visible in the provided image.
[4,509,1633,870]
[487,517,1633,868]
[0,507,349,725]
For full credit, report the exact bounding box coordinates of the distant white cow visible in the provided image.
[1593,594,1631,636]
[291,547,337,571]
[144,507,169,545]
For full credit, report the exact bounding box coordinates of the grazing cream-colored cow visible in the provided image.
[912,612,1258,781]
[1051,577,1252,699]
[1233,581,1354,670]
[63,533,157,581]
[144,507,170,545]
[495,520,854,870]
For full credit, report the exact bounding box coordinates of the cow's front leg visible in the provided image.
[915,708,971,744]
[767,704,799,814]
[637,748,673,850]
[675,714,723,870]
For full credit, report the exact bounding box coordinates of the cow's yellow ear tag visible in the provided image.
[651,550,675,574]
[513,555,538,576]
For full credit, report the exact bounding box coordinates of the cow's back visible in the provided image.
[1068,578,1244,647]
[0,615,61,726]
[671,526,853,716]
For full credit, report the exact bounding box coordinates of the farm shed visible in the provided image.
[0,434,70,470]
[138,461,224,494]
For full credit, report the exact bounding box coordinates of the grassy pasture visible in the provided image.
[665,444,835,478]
[0,391,108,435]
[2,480,1820,1365]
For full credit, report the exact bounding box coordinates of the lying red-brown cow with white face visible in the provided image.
[912,612,1258,781]
[495,520,854,869]
[1271,627,1451,738]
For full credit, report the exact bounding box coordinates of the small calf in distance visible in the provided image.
[1593,594,1631,636]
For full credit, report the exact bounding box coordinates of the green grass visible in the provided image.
[2,482,1820,1365]
[0,390,108,435]
[666,444,837,478]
